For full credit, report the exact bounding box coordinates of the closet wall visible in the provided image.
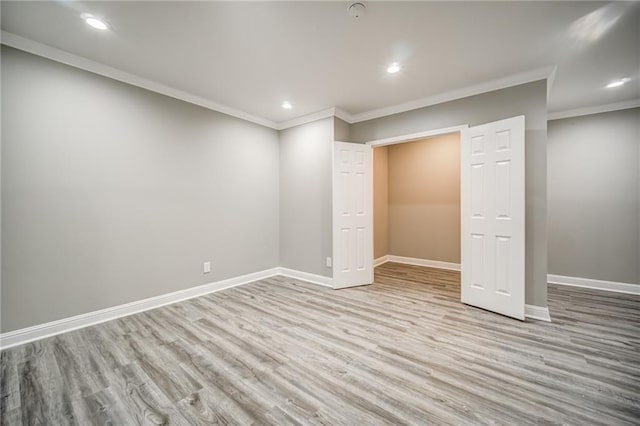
[374,147,389,259]
[374,133,461,263]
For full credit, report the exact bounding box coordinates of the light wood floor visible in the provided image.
[1,262,639,425]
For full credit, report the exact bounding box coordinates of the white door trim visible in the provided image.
[365,125,469,147]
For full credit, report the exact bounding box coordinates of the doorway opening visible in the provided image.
[372,131,462,273]
[332,117,526,320]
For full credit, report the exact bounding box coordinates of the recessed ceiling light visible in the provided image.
[81,14,109,30]
[387,62,401,74]
[282,101,293,109]
[606,78,630,88]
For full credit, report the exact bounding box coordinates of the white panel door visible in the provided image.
[333,141,373,289]
[461,116,525,320]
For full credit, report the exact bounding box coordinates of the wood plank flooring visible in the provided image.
[1,262,639,425]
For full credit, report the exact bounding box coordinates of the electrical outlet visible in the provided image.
[203,261,211,274]
[326,257,332,268]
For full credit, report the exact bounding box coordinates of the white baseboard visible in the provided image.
[374,255,390,267]
[0,268,280,350]
[548,274,640,295]
[18,265,618,349]
[525,304,551,322]
[377,260,639,296]
[385,255,461,271]
[277,267,334,288]
[0,266,337,350]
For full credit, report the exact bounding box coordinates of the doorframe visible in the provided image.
[364,123,469,290]
[365,125,469,148]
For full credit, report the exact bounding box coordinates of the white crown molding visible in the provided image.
[525,305,551,322]
[275,107,337,130]
[1,31,347,132]
[14,31,619,131]
[275,106,359,131]
[1,31,280,130]
[334,107,354,124]
[347,65,556,123]
[546,65,557,100]
[548,274,640,295]
[548,98,640,121]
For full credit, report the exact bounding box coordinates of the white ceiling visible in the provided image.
[2,1,639,125]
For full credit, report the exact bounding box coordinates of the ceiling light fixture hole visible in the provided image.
[348,2,366,19]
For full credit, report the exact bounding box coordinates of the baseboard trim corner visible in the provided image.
[277,267,334,288]
[374,255,390,267]
[0,267,280,350]
[386,255,461,272]
[525,304,551,322]
[548,274,639,295]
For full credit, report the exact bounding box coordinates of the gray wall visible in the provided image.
[350,81,548,307]
[1,46,280,332]
[1,44,553,333]
[279,117,334,277]
[548,108,640,285]
[334,117,351,142]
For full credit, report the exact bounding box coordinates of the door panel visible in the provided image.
[333,142,373,289]
[461,116,525,320]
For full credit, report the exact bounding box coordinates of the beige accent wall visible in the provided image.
[388,133,461,262]
[373,147,389,259]
[373,133,461,263]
